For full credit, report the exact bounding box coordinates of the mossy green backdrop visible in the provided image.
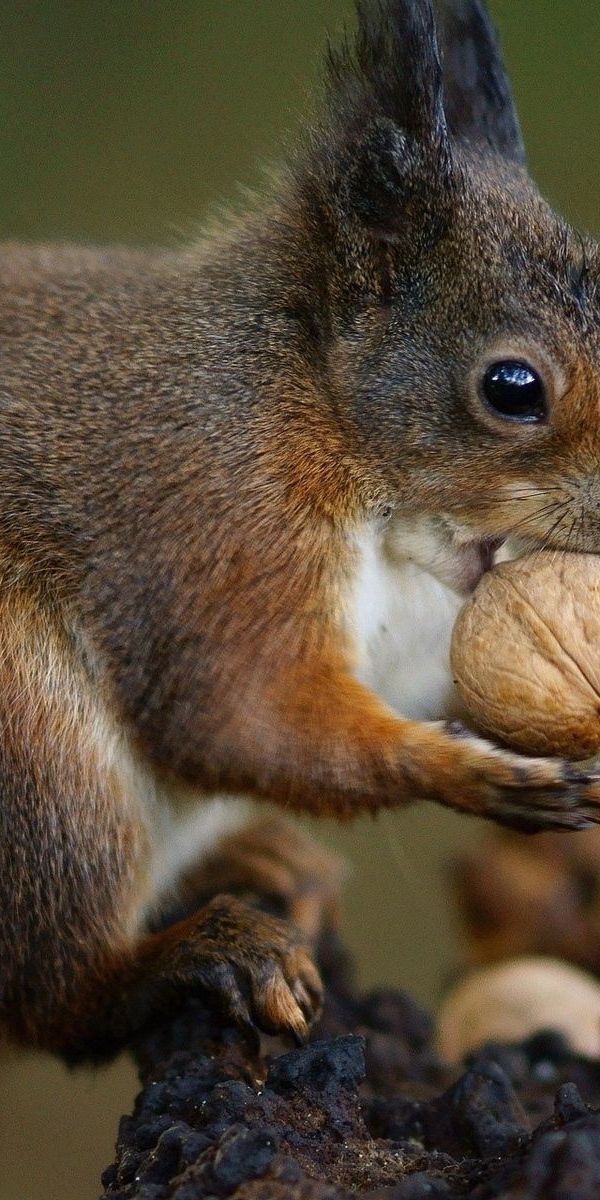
[0,3,598,1197]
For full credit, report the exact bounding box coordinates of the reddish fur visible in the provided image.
[0,578,150,1050]
[2,1,600,1060]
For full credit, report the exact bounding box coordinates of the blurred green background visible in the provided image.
[0,3,598,1197]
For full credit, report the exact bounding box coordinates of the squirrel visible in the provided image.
[1,0,600,1065]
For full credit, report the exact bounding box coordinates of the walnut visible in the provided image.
[438,957,600,1064]
[451,553,600,759]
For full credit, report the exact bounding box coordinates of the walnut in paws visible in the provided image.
[451,552,600,760]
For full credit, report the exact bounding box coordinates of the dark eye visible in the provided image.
[481,360,548,423]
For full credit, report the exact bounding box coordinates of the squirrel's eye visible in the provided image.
[481,360,548,423]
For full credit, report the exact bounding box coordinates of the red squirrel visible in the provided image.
[2,0,600,1063]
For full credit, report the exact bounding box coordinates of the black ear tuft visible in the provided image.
[440,0,526,164]
[323,1,453,239]
[327,0,449,151]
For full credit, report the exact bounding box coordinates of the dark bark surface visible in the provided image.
[100,931,600,1200]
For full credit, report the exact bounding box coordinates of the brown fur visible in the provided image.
[2,0,600,1060]
[183,815,346,942]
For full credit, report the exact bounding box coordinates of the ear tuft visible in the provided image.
[327,0,449,151]
[440,0,526,164]
[322,1,453,239]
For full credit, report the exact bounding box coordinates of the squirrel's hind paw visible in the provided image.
[156,894,324,1044]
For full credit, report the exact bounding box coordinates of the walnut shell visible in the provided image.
[438,957,600,1064]
[451,552,600,759]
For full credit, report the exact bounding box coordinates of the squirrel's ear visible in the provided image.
[325,1,452,237]
[342,118,449,238]
[327,0,448,145]
[440,0,526,165]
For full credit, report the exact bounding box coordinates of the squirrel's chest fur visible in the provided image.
[348,523,464,720]
[146,521,462,910]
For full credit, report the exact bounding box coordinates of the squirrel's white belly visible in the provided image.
[349,523,464,720]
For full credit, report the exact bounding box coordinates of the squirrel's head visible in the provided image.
[297,0,600,575]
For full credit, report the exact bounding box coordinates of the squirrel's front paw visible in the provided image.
[156,894,323,1042]
[416,722,600,833]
